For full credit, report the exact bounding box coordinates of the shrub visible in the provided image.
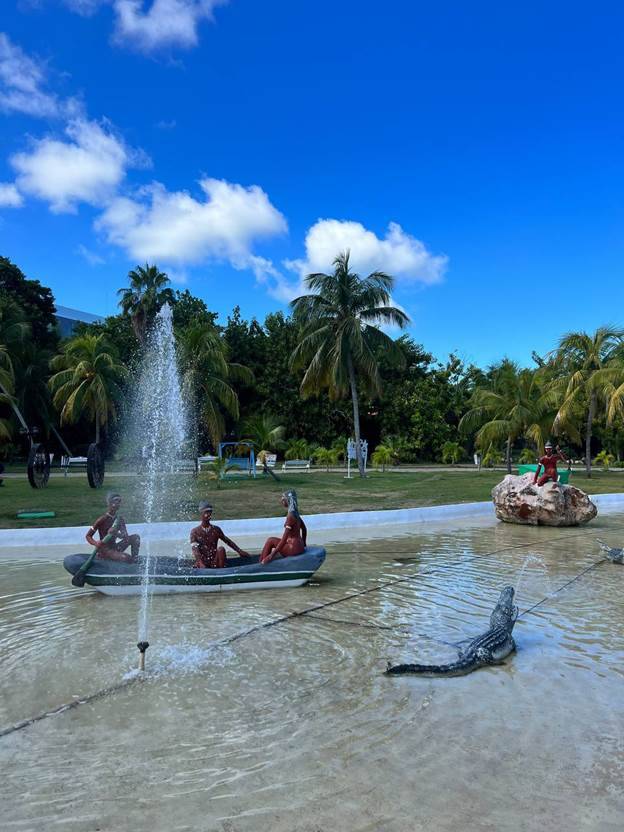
[441,441,463,465]
[594,450,614,470]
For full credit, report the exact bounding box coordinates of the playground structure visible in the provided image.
[218,441,256,478]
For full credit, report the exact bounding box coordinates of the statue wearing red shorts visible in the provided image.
[534,442,567,486]
[86,492,140,562]
[190,502,249,568]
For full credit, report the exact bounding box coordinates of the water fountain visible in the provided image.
[126,304,191,669]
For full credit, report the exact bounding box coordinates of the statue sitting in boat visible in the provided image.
[190,501,250,568]
[260,490,308,564]
[533,441,568,486]
[85,492,140,563]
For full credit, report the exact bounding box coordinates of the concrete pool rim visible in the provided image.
[2,491,624,548]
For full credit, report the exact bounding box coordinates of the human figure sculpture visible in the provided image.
[85,492,140,562]
[260,490,307,564]
[190,501,249,568]
[533,441,568,486]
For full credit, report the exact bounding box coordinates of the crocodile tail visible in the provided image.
[385,660,475,677]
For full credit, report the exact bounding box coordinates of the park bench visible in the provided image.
[60,455,87,477]
[197,455,218,470]
[281,459,311,472]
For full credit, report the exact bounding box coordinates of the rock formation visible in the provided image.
[491,472,597,526]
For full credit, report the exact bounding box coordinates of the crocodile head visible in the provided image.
[490,586,518,631]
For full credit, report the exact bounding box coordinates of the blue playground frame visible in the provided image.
[217,441,256,478]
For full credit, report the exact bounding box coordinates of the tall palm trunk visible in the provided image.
[585,392,596,478]
[506,436,512,474]
[95,413,101,445]
[347,354,365,477]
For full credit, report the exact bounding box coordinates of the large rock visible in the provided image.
[491,472,597,526]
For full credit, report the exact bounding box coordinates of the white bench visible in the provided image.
[60,455,88,477]
[281,459,311,472]
[197,455,218,470]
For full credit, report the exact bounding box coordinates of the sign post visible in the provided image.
[345,438,368,478]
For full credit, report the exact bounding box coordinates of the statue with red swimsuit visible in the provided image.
[534,441,568,486]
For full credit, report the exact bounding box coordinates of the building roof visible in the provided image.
[55,305,103,324]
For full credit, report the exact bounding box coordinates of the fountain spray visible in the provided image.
[126,304,190,664]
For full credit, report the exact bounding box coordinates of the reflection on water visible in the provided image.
[1,515,624,830]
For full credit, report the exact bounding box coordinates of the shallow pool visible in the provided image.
[1,514,623,831]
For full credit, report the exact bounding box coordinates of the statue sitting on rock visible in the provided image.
[533,441,567,486]
[492,441,597,527]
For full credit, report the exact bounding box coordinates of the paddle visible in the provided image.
[72,514,122,587]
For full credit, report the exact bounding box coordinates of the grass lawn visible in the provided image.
[1,469,623,530]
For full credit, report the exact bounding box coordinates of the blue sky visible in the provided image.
[1,1,623,367]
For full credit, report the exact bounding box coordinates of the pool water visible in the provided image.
[1,514,623,831]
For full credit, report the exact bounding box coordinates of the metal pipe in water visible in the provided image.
[137,641,149,672]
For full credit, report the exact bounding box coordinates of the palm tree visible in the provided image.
[459,360,552,474]
[117,263,175,344]
[547,326,624,477]
[48,334,128,443]
[313,446,339,472]
[203,456,235,489]
[285,437,316,460]
[241,414,285,454]
[371,444,393,472]
[290,251,409,476]
[441,441,463,465]
[178,322,252,447]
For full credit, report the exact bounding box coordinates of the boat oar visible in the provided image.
[72,515,122,587]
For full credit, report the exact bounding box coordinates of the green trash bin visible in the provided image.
[517,464,570,484]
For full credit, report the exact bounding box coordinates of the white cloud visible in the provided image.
[0,32,61,118]
[286,219,448,288]
[76,243,105,264]
[0,182,23,208]
[112,0,228,52]
[95,177,287,269]
[10,118,150,213]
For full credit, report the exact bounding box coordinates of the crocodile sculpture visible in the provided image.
[597,540,624,564]
[385,586,518,677]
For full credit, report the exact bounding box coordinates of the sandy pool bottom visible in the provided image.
[0,513,623,831]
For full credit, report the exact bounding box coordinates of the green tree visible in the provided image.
[0,298,31,440]
[172,289,219,330]
[313,446,339,472]
[547,326,624,477]
[290,251,409,476]
[203,457,235,488]
[178,322,252,448]
[518,447,536,464]
[285,437,316,460]
[371,444,393,471]
[0,257,58,349]
[117,263,175,344]
[459,360,552,473]
[48,334,128,443]
[241,414,285,453]
[441,440,463,465]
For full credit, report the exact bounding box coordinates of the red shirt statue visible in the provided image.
[534,443,567,486]
[86,493,140,562]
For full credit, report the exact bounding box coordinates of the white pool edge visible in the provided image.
[2,492,624,548]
